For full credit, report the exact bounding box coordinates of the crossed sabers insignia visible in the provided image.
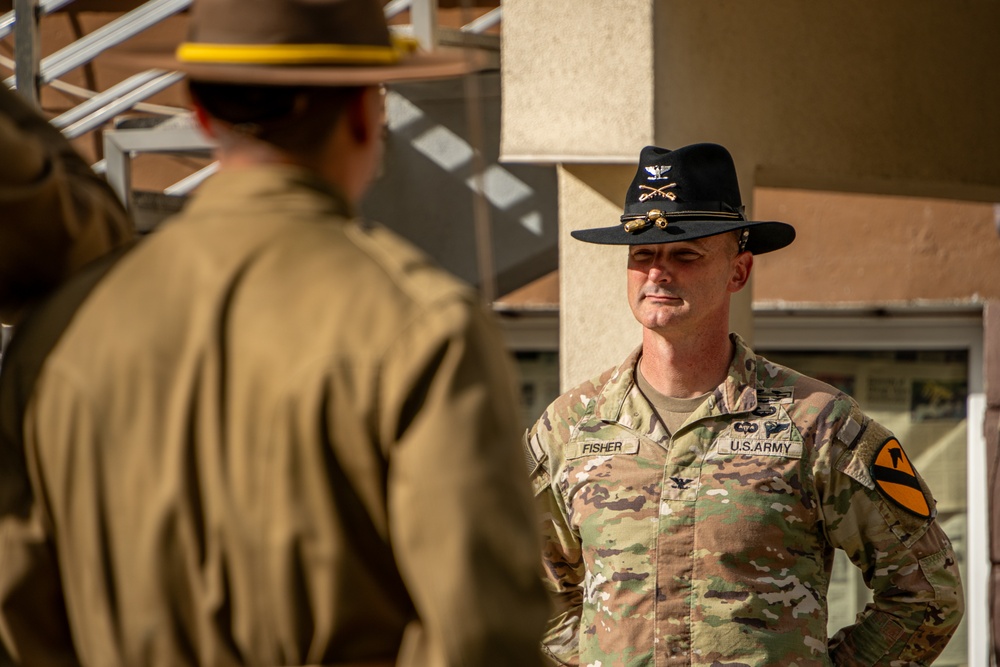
[638,183,678,202]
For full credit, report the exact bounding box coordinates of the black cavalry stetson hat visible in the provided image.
[571,143,795,254]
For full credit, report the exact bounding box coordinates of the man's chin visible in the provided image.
[637,312,686,332]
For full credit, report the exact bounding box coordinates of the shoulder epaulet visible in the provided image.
[524,428,546,474]
[835,410,865,449]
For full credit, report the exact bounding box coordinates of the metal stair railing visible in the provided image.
[0,0,75,40]
[102,114,215,226]
[4,0,502,215]
[386,2,500,54]
[384,0,412,20]
[5,0,191,91]
[52,69,184,138]
[462,7,501,35]
[2,0,512,308]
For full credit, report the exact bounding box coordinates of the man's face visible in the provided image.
[626,233,752,336]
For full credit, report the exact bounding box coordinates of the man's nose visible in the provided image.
[647,263,671,283]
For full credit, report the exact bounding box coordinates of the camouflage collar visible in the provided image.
[722,333,760,414]
[591,345,643,425]
[593,334,760,426]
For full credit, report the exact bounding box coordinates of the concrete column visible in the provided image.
[557,164,641,389]
[504,0,661,388]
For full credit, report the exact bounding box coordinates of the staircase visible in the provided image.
[2,0,559,307]
[2,0,501,221]
[1,1,564,362]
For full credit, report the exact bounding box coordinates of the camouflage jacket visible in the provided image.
[525,335,963,667]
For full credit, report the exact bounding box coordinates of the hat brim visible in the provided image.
[570,219,796,255]
[106,33,488,86]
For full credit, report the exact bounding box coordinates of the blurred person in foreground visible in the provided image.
[0,70,133,667]
[0,84,132,328]
[0,0,548,665]
[524,143,964,666]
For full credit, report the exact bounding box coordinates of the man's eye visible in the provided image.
[676,252,700,261]
[632,251,653,261]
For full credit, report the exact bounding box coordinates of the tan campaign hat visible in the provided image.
[120,0,482,86]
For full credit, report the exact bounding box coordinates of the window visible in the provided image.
[514,350,560,430]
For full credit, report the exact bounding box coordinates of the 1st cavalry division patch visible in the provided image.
[870,438,931,518]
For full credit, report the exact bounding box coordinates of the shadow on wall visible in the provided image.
[362,71,558,298]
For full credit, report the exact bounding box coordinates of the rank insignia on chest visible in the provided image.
[668,476,694,490]
[870,438,932,518]
[662,471,701,502]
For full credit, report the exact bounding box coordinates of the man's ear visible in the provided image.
[728,251,753,293]
[347,86,379,145]
[188,93,217,138]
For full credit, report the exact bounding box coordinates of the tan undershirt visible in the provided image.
[635,361,711,436]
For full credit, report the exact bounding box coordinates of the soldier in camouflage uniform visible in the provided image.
[525,143,964,666]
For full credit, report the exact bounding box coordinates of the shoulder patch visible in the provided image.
[841,420,936,543]
[870,438,932,519]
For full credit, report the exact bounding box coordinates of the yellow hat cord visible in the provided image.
[177,35,419,66]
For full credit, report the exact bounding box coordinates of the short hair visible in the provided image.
[188,81,365,158]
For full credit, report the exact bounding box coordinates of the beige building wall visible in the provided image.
[503,0,1000,388]
[501,0,655,163]
[754,190,1000,304]
[650,2,1000,200]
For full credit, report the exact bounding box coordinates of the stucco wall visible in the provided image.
[651,1,1000,200]
[557,164,641,389]
[753,189,1000,304]
[501,0,655,163]
[503,1,1000,387]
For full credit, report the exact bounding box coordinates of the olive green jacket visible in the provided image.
[0,166,548,666]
